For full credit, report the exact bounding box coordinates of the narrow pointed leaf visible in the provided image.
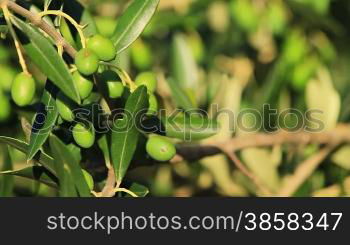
[112,0,159,54]
[0,166,58,188]
[0,136,56,176]
[166,78,196,110]
[98,135,111,168]
[126,182,149,197]
[12,17,80,103]
[111,86,149,184]
[49,135,91,197]
[0,147,14,196]
[171,33,199,90]
[163,116,220,141]
[27,81,59,160]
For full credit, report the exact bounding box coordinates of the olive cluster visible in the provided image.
[5,30,176,162]
[60,35,174,161]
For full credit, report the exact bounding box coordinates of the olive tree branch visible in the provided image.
[223,149,273,196]
[4,0,77,57]
[173,124,350,163]
[277,145,336,197]
[171,124,350,196]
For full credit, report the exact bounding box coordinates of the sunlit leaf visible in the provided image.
[12,16,80,103]
[112,0,159,54]
[111,86,149,185]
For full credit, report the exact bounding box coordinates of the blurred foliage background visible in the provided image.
[2,0,350,197]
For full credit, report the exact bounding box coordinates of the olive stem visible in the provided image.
[5,0,77,57]
[100,62,137,91]
[1,4,29,74]
[114,188,139,197]
[37,10,87,48]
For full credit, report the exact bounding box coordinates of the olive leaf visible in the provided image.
[166,78,196,110]
[306,69,340,130]
[98,134,111,168]
[0,147,14,196]
[171,33,199,90]
[49,135,91,197]
[112,0,159,54]
[125,182,149,197]
[163,115,220,141]
[0,166,58,188]
[12,16,80,104]
[111,86,149,185]
[0,136,56,176]
[27,81,59,161]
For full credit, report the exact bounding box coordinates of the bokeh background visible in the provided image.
[2,0,350,197]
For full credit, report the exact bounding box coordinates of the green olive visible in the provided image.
[11,72,36,107]
[56,91,75,122]
[95,17,117,38]
[82,169,94,190]
[135,72,157,93]
[72,122,95,149]
[0,94,11,122]
[147,93,158,115]
[146,136,176,162]
[75,48,99,76]
[0,65,16,92]
[131,39,153,70]
[72,71,94,99]
[100,70,125,98]
[107,81,125,99]
[87,35,116,62]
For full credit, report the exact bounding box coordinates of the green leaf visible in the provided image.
[0,136,56,176]
[125,182,149,197]
[166,78,196,110]
[112,0,159,54]
[306,70,340,131]
[171,33,199,90]
[27,81,59,161]
[49,135,91,197]
[0,166,58,188]
[163,116,220,141]
[111,86,149,185]
[0,147,14,196]
[12,17,80,103]
[98,134,111,168]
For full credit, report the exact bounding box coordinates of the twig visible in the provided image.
[100,167,117,197]
[5,0,77,57]
[222,148,273,196]
[173,125,350,163]
[277,145,336,197]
